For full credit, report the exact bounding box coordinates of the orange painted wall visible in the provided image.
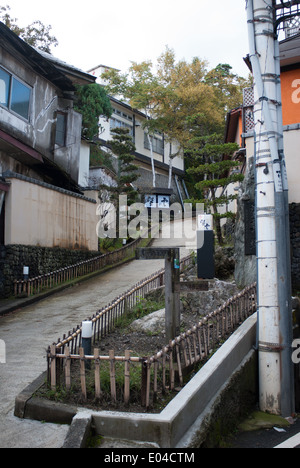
[238,114,243,146]
[281,68,300,126]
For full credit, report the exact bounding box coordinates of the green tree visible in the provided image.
[187,134,243,245]
[205,63,252,117]
[0,5,58,53]
[99,128,139,239]
[74,83,112,140]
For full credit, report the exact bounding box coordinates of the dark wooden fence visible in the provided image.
[14,237,147,298]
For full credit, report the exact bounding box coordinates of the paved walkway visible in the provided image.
[0,221,196,448]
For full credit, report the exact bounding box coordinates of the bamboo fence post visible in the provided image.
[181,337,189,368]
[109,350,116,404]
[203,322,208,356]
[141,358,147,407]
[124,350,130,405]
[176,341,183,387]
[50,345,57,391]
[169,343,175,391]
[187,335,193,365]
[146,357,151,409]
[79,348,87,401]
[65,347,71,391]
[153,360,158,401]
[94,348,101,400]
[192,330,198,362]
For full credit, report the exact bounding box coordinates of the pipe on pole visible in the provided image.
[246,0,294,416]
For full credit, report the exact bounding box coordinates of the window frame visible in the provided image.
[55,111,68,147]
[144,133,164,156]
[110,116,133,136]
[0,66,32,121]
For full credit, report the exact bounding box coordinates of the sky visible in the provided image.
[3,0,251,78]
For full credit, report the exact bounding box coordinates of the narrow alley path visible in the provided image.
[0,220,196,448]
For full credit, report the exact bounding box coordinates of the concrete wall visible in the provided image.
[4,175,98,250]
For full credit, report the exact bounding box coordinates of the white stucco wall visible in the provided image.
[4,176,98,250]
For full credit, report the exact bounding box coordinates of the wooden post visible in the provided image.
[136,248,180,341]
[169,343,174,391]
[165,249,180,341]
[141,357,147,407]
[50,345,56,391]
[146,358,151,410]
[79,348,87,401]
[65,347,71,391]
[176,343,183,387]
[94,348,101,400]
[153,361,158,401]
[109,350,116,404]
[124,350,130,405]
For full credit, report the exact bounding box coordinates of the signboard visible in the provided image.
[145,195,156,208]
[145,194,170,209]
[157,195,170,209]
[136,247,179,260]
[198,214,213,231]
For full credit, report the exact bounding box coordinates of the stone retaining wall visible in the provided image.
[0,245,100,298]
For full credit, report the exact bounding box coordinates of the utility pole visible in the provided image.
[246,0,294,416]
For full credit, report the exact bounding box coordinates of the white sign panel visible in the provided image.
[198,214,213,231]
[145,195,156,208]
[157,195,170,208]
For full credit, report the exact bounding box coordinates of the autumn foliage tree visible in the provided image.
[102,48,224,189]
[0,5,58,53]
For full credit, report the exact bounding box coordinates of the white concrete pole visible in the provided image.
[247,0,294,416]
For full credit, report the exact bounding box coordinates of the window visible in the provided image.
[55,112,67,146]
[10,78,31,120]
[112,107,133,122]
[0,67,32,120]
[0,68,10,107]
[144,133,164,156]
[110,117,133,136]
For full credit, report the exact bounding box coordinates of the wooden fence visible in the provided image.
[47,281,257,409]
[48,254,194,355]
[14,237,146,298]
[142,282,257,408]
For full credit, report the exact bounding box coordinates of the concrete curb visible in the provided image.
[62,412,93,449]
[15,313,258,448]
[14,370,77,424]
